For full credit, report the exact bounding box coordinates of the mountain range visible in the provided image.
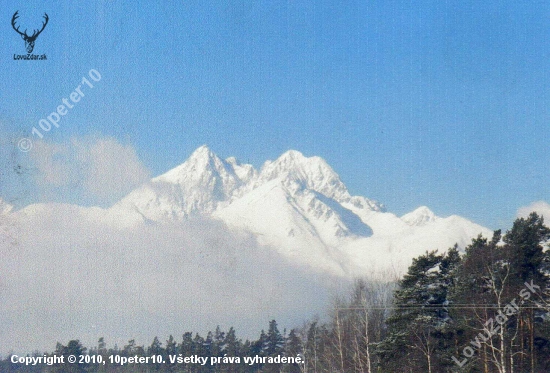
[3,145,491,277]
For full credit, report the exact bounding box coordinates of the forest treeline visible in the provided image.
[2,213,550,372]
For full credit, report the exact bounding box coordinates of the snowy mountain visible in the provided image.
[401,206,438,226]
[97,146,490,276]
[110,145,253,222]
[3,145,491,276]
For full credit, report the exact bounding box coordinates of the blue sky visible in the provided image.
[2,0,550,229]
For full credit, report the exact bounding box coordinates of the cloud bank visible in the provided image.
[0,206,341,354]
[0,135,343,354]
[517,201,550,220]
[28,137,151,206]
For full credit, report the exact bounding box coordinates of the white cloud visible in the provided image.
[29,141,72,187]
[0,207,340,354]
[29,136,150,205]
[517,201,550,220]
[77,138,151,201]
[0,134,35,204]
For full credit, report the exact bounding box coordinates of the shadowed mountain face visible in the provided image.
[313,192,373,237]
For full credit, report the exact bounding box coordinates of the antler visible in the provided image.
[29,13,48,39]
[11,11,27,37]
[11,11,49,53]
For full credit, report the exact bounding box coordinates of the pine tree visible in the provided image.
[193,334,206,373]
[504,212,550,285]
[265,320,284,356]
[202,331,214,373]
[180,332,195,373]
[224,327,241,373]
[502,213,550,372]
[250,330,267,357]
[378,250,458,373]
[260,320,285,373]
[213,326,227,358]
[166,335,178,373]
[53,340,88,373]
[97,337,106,355]
[248,329,267,372]
[446,234,501,372]
[148,337,164,371]
[284,329,303,373]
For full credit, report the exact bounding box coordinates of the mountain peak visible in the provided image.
[401,206,438,226]
[124,146,252,219]
[258,151,350,201]
[154,145,224,182]
[189,144,216,160]
[279,149,305,160]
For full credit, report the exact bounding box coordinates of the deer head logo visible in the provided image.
[11,11,49,53]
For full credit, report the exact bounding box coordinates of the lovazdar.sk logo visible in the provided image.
[11,10,48,60]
